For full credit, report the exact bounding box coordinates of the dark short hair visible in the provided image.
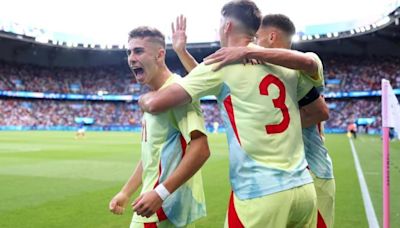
[261,14,296,36]
[221,0,262,35]
[128,26,165,48]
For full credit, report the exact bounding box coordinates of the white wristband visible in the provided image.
[154,184,171,201]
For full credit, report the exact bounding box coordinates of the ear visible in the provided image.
[224,20,233,34]
[269,31,276,41]
[156,48,165,61]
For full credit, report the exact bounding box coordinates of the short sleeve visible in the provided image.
[176,63,223,101]
[171,100,207,143]
[298,52,324,89]
[297,72,315,102]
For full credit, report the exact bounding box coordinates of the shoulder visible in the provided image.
[304,52,322,62]
[188,63,216,75]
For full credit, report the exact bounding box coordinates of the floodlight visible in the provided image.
[376,16,390,27]
[292,34,300,42]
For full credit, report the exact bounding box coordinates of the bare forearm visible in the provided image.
[121,161,143,196]
[246,47,318,78]
[162,135,209,193]
[300,111,318,128]
[175,49,198,73]
[300,107,329,128]
[139,84,192,114]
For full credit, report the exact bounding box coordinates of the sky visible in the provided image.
[1,0,398,44]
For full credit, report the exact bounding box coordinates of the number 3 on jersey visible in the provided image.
[259,74,290,134]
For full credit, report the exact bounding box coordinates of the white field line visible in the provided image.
[349,138,380,228]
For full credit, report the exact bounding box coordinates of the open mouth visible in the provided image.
[130,67,145,82]
[133,67,144,76]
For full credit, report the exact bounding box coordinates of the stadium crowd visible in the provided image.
[0,99,141,127]
[0,99,222,129]
[0,61,135,94]
[0,98,384,132]
[0,56,399,95]
[324,99,381,131]
[323,56,400,92]
[0,55,397,132]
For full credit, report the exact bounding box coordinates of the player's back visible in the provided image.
[216,63,313,199]
[179,57,314,200]
[219,63,306,169]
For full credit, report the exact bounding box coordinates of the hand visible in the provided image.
[109,192,130,215]
[171,15,187,53]
[132,190,163,218]
[138,92,155,113]
[203,47,249,71]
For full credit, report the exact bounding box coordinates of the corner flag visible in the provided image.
[382,79,400,138]
[381,79,400,228]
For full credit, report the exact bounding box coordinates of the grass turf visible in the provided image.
[0,131,398,227]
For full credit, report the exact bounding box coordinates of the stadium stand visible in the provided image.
[1,55,398,133]
[1,56,399,94]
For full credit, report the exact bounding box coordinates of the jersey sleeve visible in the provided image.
[176,63,223,101]
[298,52,324,90]
[296,72,315,101]
[172,100,207,143]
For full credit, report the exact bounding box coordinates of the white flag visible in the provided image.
[382,79,400,139]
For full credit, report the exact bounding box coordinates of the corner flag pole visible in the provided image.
[381,79,391,228]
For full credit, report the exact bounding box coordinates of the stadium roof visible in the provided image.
[1,0,399,46]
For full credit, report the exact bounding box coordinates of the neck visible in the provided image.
[226,34,253,47]
[273,40,291,49]
[148,65,172,90]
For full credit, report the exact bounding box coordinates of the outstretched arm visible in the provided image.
[132,131,210,218]
[172,15,198,73]
[139,83,192,114]
[204,46,319,79]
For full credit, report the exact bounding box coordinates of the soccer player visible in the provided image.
[139,1,318,227]
[213,121,220,134]
[203,14,336,228]
[75,122,85,139]
[347,122,357,139]
[171,15,328,128]
[109,26,210,228]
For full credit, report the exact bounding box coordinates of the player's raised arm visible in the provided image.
[172,15,198,73]
[109,161,143,215]
[137,16,201,114]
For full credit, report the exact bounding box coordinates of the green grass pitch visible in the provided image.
[0,131,398,227]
